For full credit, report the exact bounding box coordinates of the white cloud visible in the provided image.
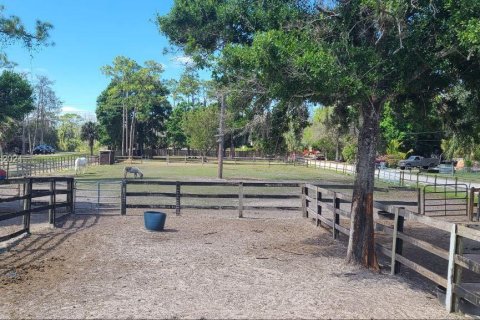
[61,106,81,113]
[171,55,195,66]
[61,106,97,122]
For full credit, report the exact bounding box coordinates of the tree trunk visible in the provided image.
[346,101,381,270]
[129,108,136,159]
[217,94,226,179]
[230,134,235,159]
[21,117,26,155]
[122,105,125,156]
[89,140,94,156]
[335,130,340,161]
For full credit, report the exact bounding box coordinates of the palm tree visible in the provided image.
[80,121,99,156]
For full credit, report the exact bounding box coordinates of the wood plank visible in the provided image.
[318,215,334,228]
[126,204,176,209]
[396,253,448,287]
[457,225,480,242]
[126,192,176,197]
[455,254,480,274]
[377,223,449,260]
[0,194,28,203]
[0,228,28,242]
[306,207,317,216]
[242,206,301,211]
[335,223,349,235]
[453,283,480,307]
[323,203,351,218]
[446,224,457,312]
[375,243,392,258]
[402,209,453,232]
[0,210,29,221]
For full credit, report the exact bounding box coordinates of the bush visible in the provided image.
[342,140,357,164]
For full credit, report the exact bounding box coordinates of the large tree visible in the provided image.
[0,70,34,153]
[182,105,219,160]
[101,57,171,157]
[159,0,480,268]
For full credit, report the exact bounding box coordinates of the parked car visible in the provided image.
[398,155,440,170]
[32,144,55,155]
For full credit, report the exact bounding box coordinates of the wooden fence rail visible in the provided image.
[0,177,74,243]
[303,183,480,314]
[122,180,303,217]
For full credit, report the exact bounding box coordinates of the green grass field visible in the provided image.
[69,160,356,183]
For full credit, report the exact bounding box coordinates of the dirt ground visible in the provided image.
[0,209,457,319]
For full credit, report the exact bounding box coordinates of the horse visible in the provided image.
[124,166,143,179]
[74,157,87,175]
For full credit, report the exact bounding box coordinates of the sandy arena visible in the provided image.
[0,210,457,319]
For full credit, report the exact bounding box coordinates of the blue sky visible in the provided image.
[2,0,202,118]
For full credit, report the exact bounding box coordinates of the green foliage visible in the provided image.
[166,104,188,149]
[342,139,358,164]
[57,113,82,152]
[385,139,412,167]
[80,121,99,156]
[0,5,53,67]
[0,70,33,122]
[182,105,219,155]
[98,57,171,152]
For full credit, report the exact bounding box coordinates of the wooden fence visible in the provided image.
[0,155,99,178]
[303,183,480,313]
[145,155,305,166]
[122,180,303,217]
[0,177,74,242]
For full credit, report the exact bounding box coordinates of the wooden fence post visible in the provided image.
[476,196,480,222]
[238,182,244,218]
[417,189,422,215]
[390,207,405,275]
[468,187,475,221]
[175,181,181,215]
[48,179,56,225]
[333,192,340,239]
[446,224,463,312]
[305,186,309,218]
[455,177,458,196]
[23,178,32,234]
[316,186,322,227]
[301,185,306,217]
[67,178,74,214]
[121,180,127,215]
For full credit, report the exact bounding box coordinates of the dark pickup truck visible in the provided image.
[398,156,440,170]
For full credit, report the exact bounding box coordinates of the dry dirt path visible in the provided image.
[1,210,456,319]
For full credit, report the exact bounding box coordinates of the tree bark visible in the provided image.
[346,100,381,270]
[129,108,136,159]
[217,94,226,179]
[21,117,26,155]
[122,105,125,156]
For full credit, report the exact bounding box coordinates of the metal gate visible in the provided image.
[423,183,468,216]
[74,180,122,214]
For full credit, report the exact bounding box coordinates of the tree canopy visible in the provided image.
[159,0,480,268]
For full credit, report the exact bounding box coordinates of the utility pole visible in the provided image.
[217,93,226,179]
